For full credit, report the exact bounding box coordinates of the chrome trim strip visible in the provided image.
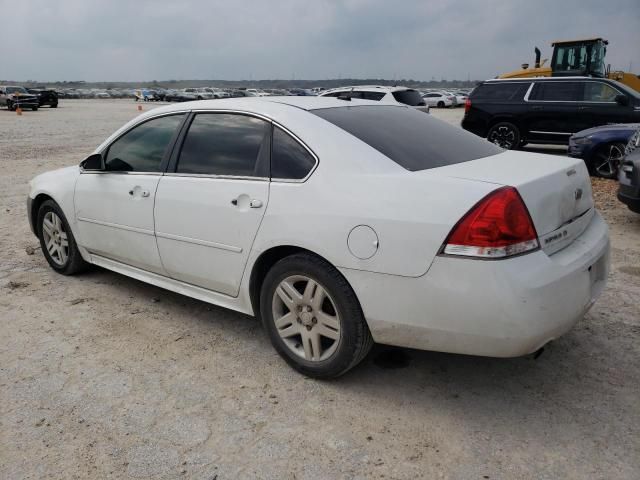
[80,170,163,175]
[77,217,155,236]
[529,131,573,135]
[156,231,242,253]
[524,80,624,103]
[523,82,535,101]
[163,173,269,182]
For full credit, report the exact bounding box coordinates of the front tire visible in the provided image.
[37,200,88,275]
[487,122,521,150]
[437,101,445,108]
[6,100,14,111]
[260,253,373,378]
[590,142,626,179]
[32,106,38,111]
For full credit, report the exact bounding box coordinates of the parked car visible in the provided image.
[27,97,609,377]
[568,123,640,178]
[617,128,640,213]
[27,88,59,108]
[164,90,197,102]
[462,77,640,150]
[134,90,155,101]
[320,86,429,113]
[0,86,39,111]
[422,91,454,108]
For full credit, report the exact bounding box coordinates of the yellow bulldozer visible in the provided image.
[499,38,640,93]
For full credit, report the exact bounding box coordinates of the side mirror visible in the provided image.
[615,94,630,106]
[80,153,104,171]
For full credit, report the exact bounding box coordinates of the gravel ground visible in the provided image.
[1,100,639,479]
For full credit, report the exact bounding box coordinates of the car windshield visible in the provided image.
[6,87,28,94]
[312,105,502,171]
[391,90,426,106]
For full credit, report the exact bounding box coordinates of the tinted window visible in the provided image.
[271,127,316,180]
[105,114,184,172]
[313,105,502,171]
[471,83,529,102]
[584,82,620,102]
[392,90,425,106]
[530,82,582,101]
[361,91,385,101]
[177,113,269,176]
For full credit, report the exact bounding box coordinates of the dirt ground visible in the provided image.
[1,100,639,479]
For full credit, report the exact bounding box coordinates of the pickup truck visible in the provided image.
[0,86,39,111]
[27,88,58,108]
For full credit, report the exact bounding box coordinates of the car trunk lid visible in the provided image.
[427,151,595,254]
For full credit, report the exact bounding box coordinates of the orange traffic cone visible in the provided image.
[137,105,142,111]
[16,107,22,116]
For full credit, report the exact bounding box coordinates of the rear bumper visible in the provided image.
[341,211,609,357]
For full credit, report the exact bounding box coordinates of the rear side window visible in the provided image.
[313,105,502,171]
[105,114,185,172]
[271,127,316,180]
[530,82,582,101]
[361,91,386,101]
[391,90,425,106]
[471,83,529,102]
[176,113,270,177]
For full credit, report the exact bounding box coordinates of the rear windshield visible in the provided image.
[312,105,502,171]
[471,82,529,102]
[392,90,426,106]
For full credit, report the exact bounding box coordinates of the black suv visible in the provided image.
[27,88,58,108]
[462,77,640,149]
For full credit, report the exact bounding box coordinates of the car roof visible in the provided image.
[484,76,612,83]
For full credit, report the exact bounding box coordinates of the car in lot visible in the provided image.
[320,86,429,113]
[0,86,39,111]
[164,90,198,102]
[27,88,59,108]
[422,91,454,108]
[568,123,640,178]
[462,77,640,149]
[27,97,609,378]
[617,128,640,213]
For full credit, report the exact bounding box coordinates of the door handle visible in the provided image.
[128,188,150,197]
[578,106,590,110]
[531,105,543,110]
[249,199,263,208]
[141,190,150,197]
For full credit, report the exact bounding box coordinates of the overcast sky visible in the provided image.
[3,0,639,82]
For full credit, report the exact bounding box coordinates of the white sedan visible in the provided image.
[27,97,610,378]
[422,91,454,108]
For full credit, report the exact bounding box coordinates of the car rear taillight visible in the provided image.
[464,98,471,113]
[442,187,539,259]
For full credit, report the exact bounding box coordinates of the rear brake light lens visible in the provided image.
[464,98,471,113]
[442,187,539,259]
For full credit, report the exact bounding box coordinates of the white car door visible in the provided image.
[74,113,186,274]
[154,112,271,296]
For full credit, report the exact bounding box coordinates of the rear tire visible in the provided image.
[487,122,521,150]
[37,200,89,275]
[437,101,445,108]
[6,101,14,111]
[51,103,58,108]
[260,253,373,378]
[32,106,38,111]
[590,142,626,179]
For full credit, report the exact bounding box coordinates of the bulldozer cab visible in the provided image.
[550,38,608,78]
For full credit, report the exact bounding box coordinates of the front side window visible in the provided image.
[176,113,269,177]
[530,82,582,102]
[271,126,316,180]
[105,114,185,172]
[584,82,620,102]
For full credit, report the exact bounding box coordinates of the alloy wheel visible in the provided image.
[272,275,341,362]
[42,211,69,266]
[594,143,625,178]
[488,126,516,149]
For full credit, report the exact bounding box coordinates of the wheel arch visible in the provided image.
[30,193,55,236]
[248,245,354,320]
